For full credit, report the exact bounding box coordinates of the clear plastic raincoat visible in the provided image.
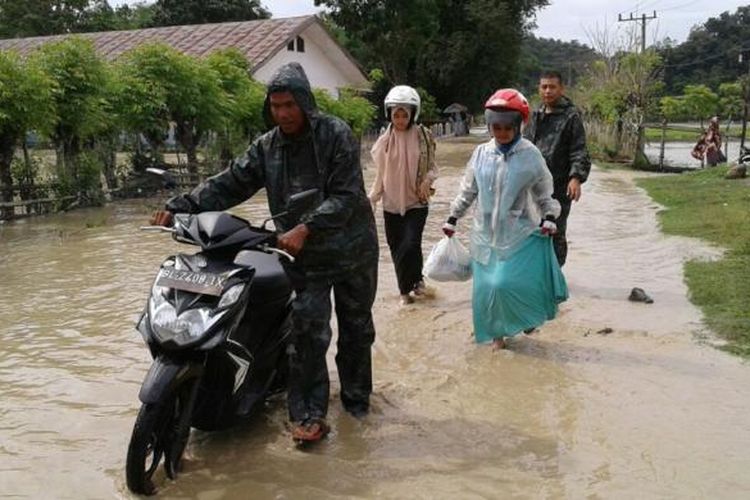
[450,138,560,263]
[449,137,568,341]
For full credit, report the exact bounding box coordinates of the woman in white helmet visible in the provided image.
[370,85,439,305]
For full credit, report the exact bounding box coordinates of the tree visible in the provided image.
[517,35,598,93]
[0,51,55,219]
[116,43,227,173]
[316,1,438,85]
[110,2,158,30]
[318,0,548,111]
[718,82,743,123]
[569,19,666,164]
[150,0,269,27]
[682,84,719,128]
[35,37,110,196]
[0,0,116,37]
[659,96,686,121]
[313,88,376,138]
[205,48,266,166]
[660,6,750,93]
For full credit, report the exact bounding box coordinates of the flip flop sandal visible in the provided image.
[292,419,330,445]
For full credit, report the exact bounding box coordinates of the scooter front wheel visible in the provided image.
[125,402,174,495]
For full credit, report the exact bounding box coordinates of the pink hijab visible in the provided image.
[369,107,422,215]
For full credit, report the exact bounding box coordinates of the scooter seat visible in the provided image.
[234,250,291,301]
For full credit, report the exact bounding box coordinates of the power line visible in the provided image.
[632,0,664,14]
[660,0,702,12]
[659,43,750,69]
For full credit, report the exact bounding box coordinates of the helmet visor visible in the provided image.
[485,109,521,127]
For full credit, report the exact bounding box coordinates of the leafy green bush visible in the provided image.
[314,88,376,138]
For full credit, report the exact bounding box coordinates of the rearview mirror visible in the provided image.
[261,188,320,230]
[287,188,319,213]
[146,167,177,190]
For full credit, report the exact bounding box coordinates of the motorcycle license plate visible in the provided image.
[156,268,226,296]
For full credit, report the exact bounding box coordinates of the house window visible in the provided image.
[287,40,294,51]
[296,36,305,53]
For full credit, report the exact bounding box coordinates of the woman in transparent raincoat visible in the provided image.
[442,89,568,349]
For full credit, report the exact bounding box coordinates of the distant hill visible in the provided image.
[516,34,598,96]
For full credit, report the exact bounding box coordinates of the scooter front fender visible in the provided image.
[138,355,204,404]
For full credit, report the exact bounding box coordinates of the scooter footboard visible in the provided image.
[138,355,204,404]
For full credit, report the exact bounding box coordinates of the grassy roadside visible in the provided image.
[645,126,750,142]
[636,167,750,357]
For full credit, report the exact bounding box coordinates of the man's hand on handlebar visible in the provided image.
[150,210,173,227]
[277,224,310,257]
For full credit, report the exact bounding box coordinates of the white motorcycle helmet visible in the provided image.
[384,85,421,122]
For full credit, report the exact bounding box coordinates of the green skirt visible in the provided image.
[472,232,568,343]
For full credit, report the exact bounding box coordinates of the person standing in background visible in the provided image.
[524,70,591,266]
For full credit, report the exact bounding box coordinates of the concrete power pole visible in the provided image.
[739,51,749,155]
[618,11,657,53]
[618,11,658,168]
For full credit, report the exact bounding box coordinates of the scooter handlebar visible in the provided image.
[261,245,296,263]
[139,225,175,233]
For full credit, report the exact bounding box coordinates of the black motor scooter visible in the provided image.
[125,176,317,495]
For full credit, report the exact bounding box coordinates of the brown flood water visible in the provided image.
[1,136,749,499]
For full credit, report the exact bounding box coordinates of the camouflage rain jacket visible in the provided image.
[523,96,591,195]
[166,63,378,279]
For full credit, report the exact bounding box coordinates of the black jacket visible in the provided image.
[167,62,378,278]
[524,96,591,196]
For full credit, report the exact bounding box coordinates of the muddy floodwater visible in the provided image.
[1,137,749,499]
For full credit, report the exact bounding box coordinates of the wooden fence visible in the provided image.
[0,184,77,221]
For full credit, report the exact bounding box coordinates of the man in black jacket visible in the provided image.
[151,63,379,443]
[524,71,591,266]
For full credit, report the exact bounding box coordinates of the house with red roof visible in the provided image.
[0,15,369,98]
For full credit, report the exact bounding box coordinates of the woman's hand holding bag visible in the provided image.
[424,232,472,282]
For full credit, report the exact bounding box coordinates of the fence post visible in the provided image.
[659,118,667,171]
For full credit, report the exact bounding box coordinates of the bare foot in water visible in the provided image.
[413,281,435,298]
[400,294,414,306]
[492,338,506,350]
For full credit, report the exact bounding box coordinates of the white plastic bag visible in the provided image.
[424,236,472,282]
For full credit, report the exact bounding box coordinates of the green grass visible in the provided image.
[637,167,750,357]
[644,127,701,142]
[645,126,750,143]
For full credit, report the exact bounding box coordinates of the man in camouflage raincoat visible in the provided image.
[524,70,591,266]
[153,62,379,443]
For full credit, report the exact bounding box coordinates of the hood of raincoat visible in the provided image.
[262,62,320,129]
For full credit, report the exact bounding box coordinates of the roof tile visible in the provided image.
[0,16,312,67]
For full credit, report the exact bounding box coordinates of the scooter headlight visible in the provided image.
[152,305,216,339]
[148,281,227,345]
[218,284,245,309]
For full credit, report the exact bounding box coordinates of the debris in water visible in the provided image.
[628,287,654,304]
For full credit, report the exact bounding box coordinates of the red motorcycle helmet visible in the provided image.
[484,89,530,124]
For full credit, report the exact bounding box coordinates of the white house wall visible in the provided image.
[252,33,353,99]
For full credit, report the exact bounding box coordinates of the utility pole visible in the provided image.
[618,10,657,53]
[739,51,749,155]
[618,10,659,168]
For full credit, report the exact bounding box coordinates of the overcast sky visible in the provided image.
[113,0,748,45]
